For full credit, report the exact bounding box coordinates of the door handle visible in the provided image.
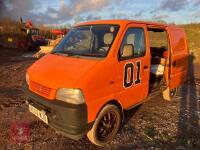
[144,65,149,69]
[173,61,177,67]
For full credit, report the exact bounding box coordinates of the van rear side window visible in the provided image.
[148,29,168,47]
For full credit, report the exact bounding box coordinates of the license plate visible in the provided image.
[29,104,48,124]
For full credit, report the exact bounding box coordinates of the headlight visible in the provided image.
[26,73,30,85]
[56,88,85,104]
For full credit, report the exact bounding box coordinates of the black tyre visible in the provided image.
[87,104,122,146]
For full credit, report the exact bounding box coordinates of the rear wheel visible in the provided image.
[163,87,178,101]
[87,104,122,146]
[170,88,177,98]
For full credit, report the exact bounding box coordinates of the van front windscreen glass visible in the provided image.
[53,25,119,57]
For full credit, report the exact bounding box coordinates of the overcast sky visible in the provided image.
[1,0,200,25]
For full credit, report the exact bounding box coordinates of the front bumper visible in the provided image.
[23,83,92,140]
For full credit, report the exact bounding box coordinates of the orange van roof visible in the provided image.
[75,19,171,28]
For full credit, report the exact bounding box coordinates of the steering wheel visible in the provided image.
[99,47,107,53]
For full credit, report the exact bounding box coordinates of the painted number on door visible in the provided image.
[124,61,141,88]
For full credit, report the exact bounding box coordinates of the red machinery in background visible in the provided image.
[18,18,46,50]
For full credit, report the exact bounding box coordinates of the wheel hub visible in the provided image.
[97,112,117,140]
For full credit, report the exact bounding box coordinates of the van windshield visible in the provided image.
[53,25,120,58]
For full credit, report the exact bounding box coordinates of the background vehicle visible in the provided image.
[19,18,46,50]
[24,20,189,146]
[34,29,68,58]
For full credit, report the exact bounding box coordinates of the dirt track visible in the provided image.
[0,49,199,149]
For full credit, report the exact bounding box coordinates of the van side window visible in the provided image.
[148,29,168,58]
[119,28,146,60]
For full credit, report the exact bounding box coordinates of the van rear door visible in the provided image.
[167,26,189,89]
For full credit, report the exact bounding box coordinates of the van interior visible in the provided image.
[148,28,168,93]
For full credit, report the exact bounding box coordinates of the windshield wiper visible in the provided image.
[53,52,75,57]
[54,51,79,56]
[54,51,105,58]
[80,53,105,57]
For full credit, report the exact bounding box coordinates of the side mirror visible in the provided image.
[121,44,134,58]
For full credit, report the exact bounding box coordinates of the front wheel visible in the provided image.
[87,104,122,146]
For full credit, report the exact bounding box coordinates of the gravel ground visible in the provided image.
[0,49,199,150]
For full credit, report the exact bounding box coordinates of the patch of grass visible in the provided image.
[181,24,200,63]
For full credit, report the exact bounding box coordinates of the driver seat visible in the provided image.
[99,33,113,53]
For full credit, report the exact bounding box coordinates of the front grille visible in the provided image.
[29,80,52,98]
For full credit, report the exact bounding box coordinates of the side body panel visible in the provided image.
[80,60,117,123]
[167,26,189,89]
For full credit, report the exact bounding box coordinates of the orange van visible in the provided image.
[23,20,189,146]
